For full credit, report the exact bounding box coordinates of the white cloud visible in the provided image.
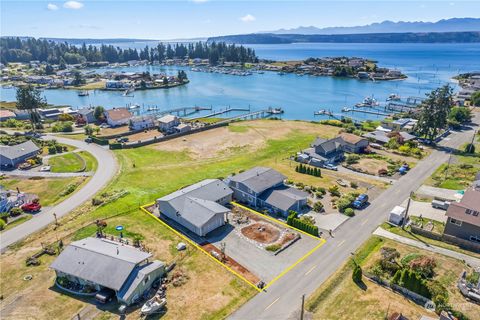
[240,14,256,23]
[63,1,84,10]
[47,3,59,11]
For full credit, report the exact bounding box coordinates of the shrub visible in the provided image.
[401,253,423,267]
[329,185,341,197]
[48,146,57,154]
[60,182,79,196]
[464,143,475,154]
[345,154,360,165]
[344,208,355,217]
[9,207,23,217]
[352,265,362,283]
[313,201,324,213]
[317,187,326,195]
[350,181,358,189]
[0,212,9,223]
[58,114,74,121]
[0,219,5,231]
[378,168,388,176]
[266,244,281,252]
[287,213,319,237]
[409,256,436,278]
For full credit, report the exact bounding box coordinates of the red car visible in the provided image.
[21,202,42,212]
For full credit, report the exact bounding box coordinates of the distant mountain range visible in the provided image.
[208,31,480,44]
[263,18,480,35]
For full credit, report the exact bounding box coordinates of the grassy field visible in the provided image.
[306,236,479,320]
[0,120,386,319]
[1,215,32,232]
[77,150,98,171]
[48,153,85,173]
[0,176,88,206]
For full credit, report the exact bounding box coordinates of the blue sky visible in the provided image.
[1,1,479,39]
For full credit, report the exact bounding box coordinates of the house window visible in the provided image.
[449,218,462,226]
[144,275,150,284]
[470,236,480,243]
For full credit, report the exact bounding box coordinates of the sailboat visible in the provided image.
[123,87,135,97]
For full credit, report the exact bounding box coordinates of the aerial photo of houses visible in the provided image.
[1,1,480,320]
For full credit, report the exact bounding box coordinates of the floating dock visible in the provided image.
[188,106,251,121]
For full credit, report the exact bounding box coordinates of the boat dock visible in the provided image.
[144,106,213,117]
[188,106,251,120]
[342,107,391,116]
[217,108,280,124]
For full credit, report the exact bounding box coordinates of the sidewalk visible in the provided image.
[373,227,480,267]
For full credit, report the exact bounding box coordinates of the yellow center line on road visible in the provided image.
[264,297,280,311]
[304,265,317,276]
[361,218,369,226]
[337,239,346,248]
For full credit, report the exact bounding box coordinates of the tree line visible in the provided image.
[0,37,258,65]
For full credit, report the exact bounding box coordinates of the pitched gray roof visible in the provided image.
[363,130,416,144]
[312,137,343,154]
[259,186,308,212]
[230,167,286,194]
[0,140,40,160]
[50,237,151,291]
[157,179,233,228]
[118,260,165,302]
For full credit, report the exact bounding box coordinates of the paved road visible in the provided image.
[231,115,479,320]
[0,136,118,252]
[373,227,480,268]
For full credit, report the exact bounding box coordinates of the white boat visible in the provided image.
[141,296,167,315]
[387,93,401,101]
[78,90,89,96]
[129,104,140,110]
[147,106,158,111]
[355,96,379,108]
[314,109,332,116]
[123,88,134,97]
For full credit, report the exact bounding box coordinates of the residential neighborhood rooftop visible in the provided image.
[229,167,286,194]
[0,140,40,161]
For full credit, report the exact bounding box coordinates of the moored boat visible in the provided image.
[140,296,167,315]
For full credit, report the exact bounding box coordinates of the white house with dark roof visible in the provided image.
[0,140,40,168]
[158,114,180,133]
[228,167,308,216]
[156,179,233,236]
[50,237,165,306]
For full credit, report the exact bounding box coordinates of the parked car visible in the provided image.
[21,201,42,212]
[18,162,32,170]
[398,165,409,175]
[95,288,115,304]
[99,123,110,129]
[116,137,129,143]
[353,194,369,209]
[39,166,51,172]
[84,137,92,143]
[324,164,338,171]
[431,200,450,210]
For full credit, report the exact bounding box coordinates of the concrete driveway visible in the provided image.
[401,199,448,222]
[308,212,349,232]
[0,135,118,252]
[416,185,463,201]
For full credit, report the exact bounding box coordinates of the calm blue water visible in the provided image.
[1,43,479,121]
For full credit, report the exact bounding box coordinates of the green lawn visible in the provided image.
[77,151,98,171]
[0,177,87,206]
[1,215,32,232]
[426,161,479,190]
[49,153,85,173]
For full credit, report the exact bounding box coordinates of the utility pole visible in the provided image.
[300,294,305,320]
[402,191,413,230]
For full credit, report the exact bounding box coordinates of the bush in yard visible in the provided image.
[313,201,324,213]
[464,143,475,154]
[329,185,341,197]
[350,181,358,189]
[378,168,388,176]
[9,207,23,217]
[317,187,326,195]
[337,193,356,213]
[0,219,5,230]
[344,208,355,217]
[409,256,436,278]
[266,244,281,252]
[352,264,362,283]
[0,212,9,223]
[345,154,360,165]
[48,146,57,154]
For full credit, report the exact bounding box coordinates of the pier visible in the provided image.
[342,107,391,116]
[217,108,279,124]
[187,106,251,121]
[144,106,213,117]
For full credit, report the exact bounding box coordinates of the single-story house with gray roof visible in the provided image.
[362,130,416,144]
[0,140,40,168]
[156,179,233,236]
[258,185,309,217]
[50,237,165,306]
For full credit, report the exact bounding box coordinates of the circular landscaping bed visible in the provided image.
[241,222,281,244]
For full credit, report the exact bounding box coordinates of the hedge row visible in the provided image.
[91,136,109,146]
[295,164,321,177]
[287,211,319,237]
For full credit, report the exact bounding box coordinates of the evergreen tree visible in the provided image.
[16,85,46,131]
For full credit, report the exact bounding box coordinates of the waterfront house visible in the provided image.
[38,107,78,120]
[303,137,345,166]
[228,167,308,217]
[338,133,369,153]
[156,179,233,237]
[0,110,16,122]
[105,80,131,90]
[50,237,165,306]
[104,108,133,127]
[77,108,96,124]
[0,140,40,168]
[443,185,480,244]
[175,123,191,133]
[379,118,418,133]
[363,130,416,145]
[158,115,180,133]
[129,115,156,131]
